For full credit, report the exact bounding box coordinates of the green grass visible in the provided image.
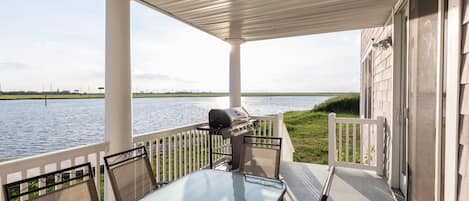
[283,94,360,164]
[284,111,358,164]
[0,158,15,163]
[313,94,360,114]
[0,94,104,100]
[0,92,356,100]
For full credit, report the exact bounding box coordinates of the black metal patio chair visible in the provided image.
[240,136,282,179]
[104,146,159,201]
[3,163,99,201]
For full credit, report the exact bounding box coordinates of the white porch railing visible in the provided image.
[132,122,212,183]
[0,114,294,201]
[328,113,384,176]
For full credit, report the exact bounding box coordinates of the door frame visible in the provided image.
[391,0,410,195]
[444,0,462,200]
[434,0,447,200]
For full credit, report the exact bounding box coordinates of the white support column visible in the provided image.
[104,0,132,200]
[445,0,462,200]
[228,39,242,108]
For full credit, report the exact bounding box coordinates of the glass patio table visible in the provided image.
[140,169,286,201]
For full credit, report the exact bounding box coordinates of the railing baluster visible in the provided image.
[148,140,153,169]
[346,123,349,162]
[338,123,342,161]
[202,131,206,168]
[197,131,201,170]
[353,124,357,163]
[173,135,177,180]
[20,171,28,201]
[179,133,182,178]
[219,135,222,162]
[192,130,196,171]
[218,135,221,162]
[38,166,45,196]
[214,134,218,162]
[0,173,6,201]
[168,136,173,181]
[95,152,101,199]
[225,137,228,160]
[268,119,273,137]
[257,120,262,136]
[70,158,76,185]
[206,132,209,168]
[360,123,364,164]
[328,113,336,166]
[155,137,160,183]
[189,131,192,173]
[55,163,61,190]
[162,137,166,182]
[368,124,371,165]
[183,132,187,175]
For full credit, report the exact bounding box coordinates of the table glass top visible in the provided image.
[141,170,285,201]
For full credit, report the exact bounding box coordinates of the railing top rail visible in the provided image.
[281,124,295,153]
[0,142,105,174]
[334,117,379,124]
[133,122,208,142]
[251,115,275,120]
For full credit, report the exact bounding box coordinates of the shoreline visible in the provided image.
[0,92,357,100]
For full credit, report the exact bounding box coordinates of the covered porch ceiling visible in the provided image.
[137,0,397,41]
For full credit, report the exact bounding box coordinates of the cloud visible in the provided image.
[134,73,171,80]
[134,73,194,83]
[0,62,28,70]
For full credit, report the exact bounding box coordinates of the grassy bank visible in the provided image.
[0,92,356,100]
[284,95,359,164]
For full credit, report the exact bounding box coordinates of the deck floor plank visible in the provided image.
[280,162,395,201]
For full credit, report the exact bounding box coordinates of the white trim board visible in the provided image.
[444,0,462,200]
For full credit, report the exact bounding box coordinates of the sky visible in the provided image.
[0,0,361,93]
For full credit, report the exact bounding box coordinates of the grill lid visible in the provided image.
[209,107,250,129]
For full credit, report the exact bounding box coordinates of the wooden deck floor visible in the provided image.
[280,162,395,201]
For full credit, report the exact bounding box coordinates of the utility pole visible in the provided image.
[43,84,47,107]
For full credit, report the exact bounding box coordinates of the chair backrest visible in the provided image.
[240,136,282,179]
[319,166,335,201]
[3,163,99,201]
[104,146,156,201]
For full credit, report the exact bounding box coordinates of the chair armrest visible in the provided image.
[319,166,335,201]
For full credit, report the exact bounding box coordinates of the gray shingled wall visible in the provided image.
[360,25,393,183]
[459,1,469,200]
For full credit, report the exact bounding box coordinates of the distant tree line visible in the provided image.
[0,90,83,95]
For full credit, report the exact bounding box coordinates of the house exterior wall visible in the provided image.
[360,25,394,183]
[361,2,439,200]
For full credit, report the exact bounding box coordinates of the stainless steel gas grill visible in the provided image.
[198,107,259,170]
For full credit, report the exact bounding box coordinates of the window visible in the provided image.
[362,51,373,119]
